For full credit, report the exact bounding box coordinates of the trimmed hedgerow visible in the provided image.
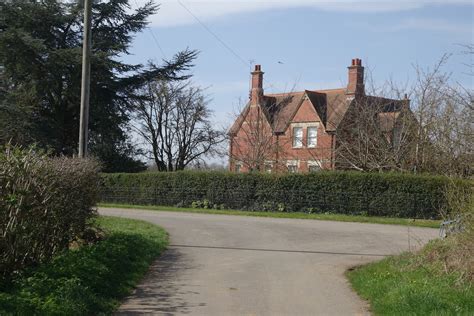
[100,171,472,219]
[0,145,100,280]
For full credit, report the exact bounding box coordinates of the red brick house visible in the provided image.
[228,59,411,173]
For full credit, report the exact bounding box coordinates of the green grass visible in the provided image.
[99,203,441,228]
[347,239,474,315]
[0,216,168,315]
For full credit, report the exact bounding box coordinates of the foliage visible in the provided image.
[347,237,474,315]
[101,203,441,228]
[191,199,225,210]
[348,184,473,315]
[0,216,168,315]
[0,145,100,279]
[0,0,197,172]
[100,170,472,219]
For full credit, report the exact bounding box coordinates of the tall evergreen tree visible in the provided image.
[0,0,196,172]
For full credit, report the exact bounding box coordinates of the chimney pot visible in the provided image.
[250,64,264,105]
[347,58,365,96]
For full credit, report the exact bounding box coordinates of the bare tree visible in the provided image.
[408,54,473,176]
[228,95,294,172]
[335,54,473,176]
[133,80,225,171]
[334,93,416,172]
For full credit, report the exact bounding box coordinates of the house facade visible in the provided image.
[228,59,410,173]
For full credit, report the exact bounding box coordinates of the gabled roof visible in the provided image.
[312,88,351,131]
[262,91,306,133]
[229,89,407,136]
[263,88,353,133]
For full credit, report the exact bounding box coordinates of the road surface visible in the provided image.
[99,207,438,316]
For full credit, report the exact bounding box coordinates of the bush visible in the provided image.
[0,216,169,315]
[100,170,472,219]
[0,145,100,279]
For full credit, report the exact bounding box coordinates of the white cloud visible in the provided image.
[130,0,472,28]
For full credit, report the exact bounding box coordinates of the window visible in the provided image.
[235,163,242,173]
[308,165,321,172]
[293,127,303,147]
[307,127,317,148]
[286,160,298,173]
[308,160,321,172]
[264,161,273,173]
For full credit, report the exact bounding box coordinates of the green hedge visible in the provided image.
[0,216,168,315]
[0,146,100,279]
[100,171,472,219]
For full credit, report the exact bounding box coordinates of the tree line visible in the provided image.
[0,0,224,172]
[1,1,471,177]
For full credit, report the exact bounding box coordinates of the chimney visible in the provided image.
[402,93,410,110]
[346,58,365,96]
[250,64,264,105]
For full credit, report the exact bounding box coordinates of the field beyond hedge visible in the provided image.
[101,171,472,219]
[0,216,168,315]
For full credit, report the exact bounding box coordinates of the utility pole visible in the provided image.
[78,0,92,158]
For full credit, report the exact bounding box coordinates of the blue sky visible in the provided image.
[124,1,473,127]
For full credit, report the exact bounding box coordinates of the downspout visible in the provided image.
[275,134,280,172]
[330,132,336,170]
[229,135,234,171]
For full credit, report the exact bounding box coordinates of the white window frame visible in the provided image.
[307,160,322,172]
[235,162,243,173]
[264,161,273,173]
[292,127,303,148]
[286,160,299,173]
[307,126,318,148]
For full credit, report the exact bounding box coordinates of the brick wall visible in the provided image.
[230,97,335,173]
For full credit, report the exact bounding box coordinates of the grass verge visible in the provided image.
[99,203,440,228]
[0,216,168,315]
[347,237,474,315]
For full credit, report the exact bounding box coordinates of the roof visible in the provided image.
[378,112,401,132]
[263,91,306,133]
[229,89,407,135]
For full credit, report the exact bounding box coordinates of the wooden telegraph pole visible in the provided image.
[78,0,92,158]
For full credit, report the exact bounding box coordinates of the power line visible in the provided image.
[175,1,286,95]
[177,0,249,69]
[147,27,167,59]
[133,0,167,59]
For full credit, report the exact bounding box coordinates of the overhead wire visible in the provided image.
[176,0,289,95]
[133,0,167,59]
[177,0,250,69]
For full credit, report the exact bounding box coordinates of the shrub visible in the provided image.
[100,170,472,219]
[0,145,100,279]
[0,216,169,315]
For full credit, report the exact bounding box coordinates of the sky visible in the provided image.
[123,0,473,128]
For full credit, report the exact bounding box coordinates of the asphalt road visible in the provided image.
[99,207,438,316]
